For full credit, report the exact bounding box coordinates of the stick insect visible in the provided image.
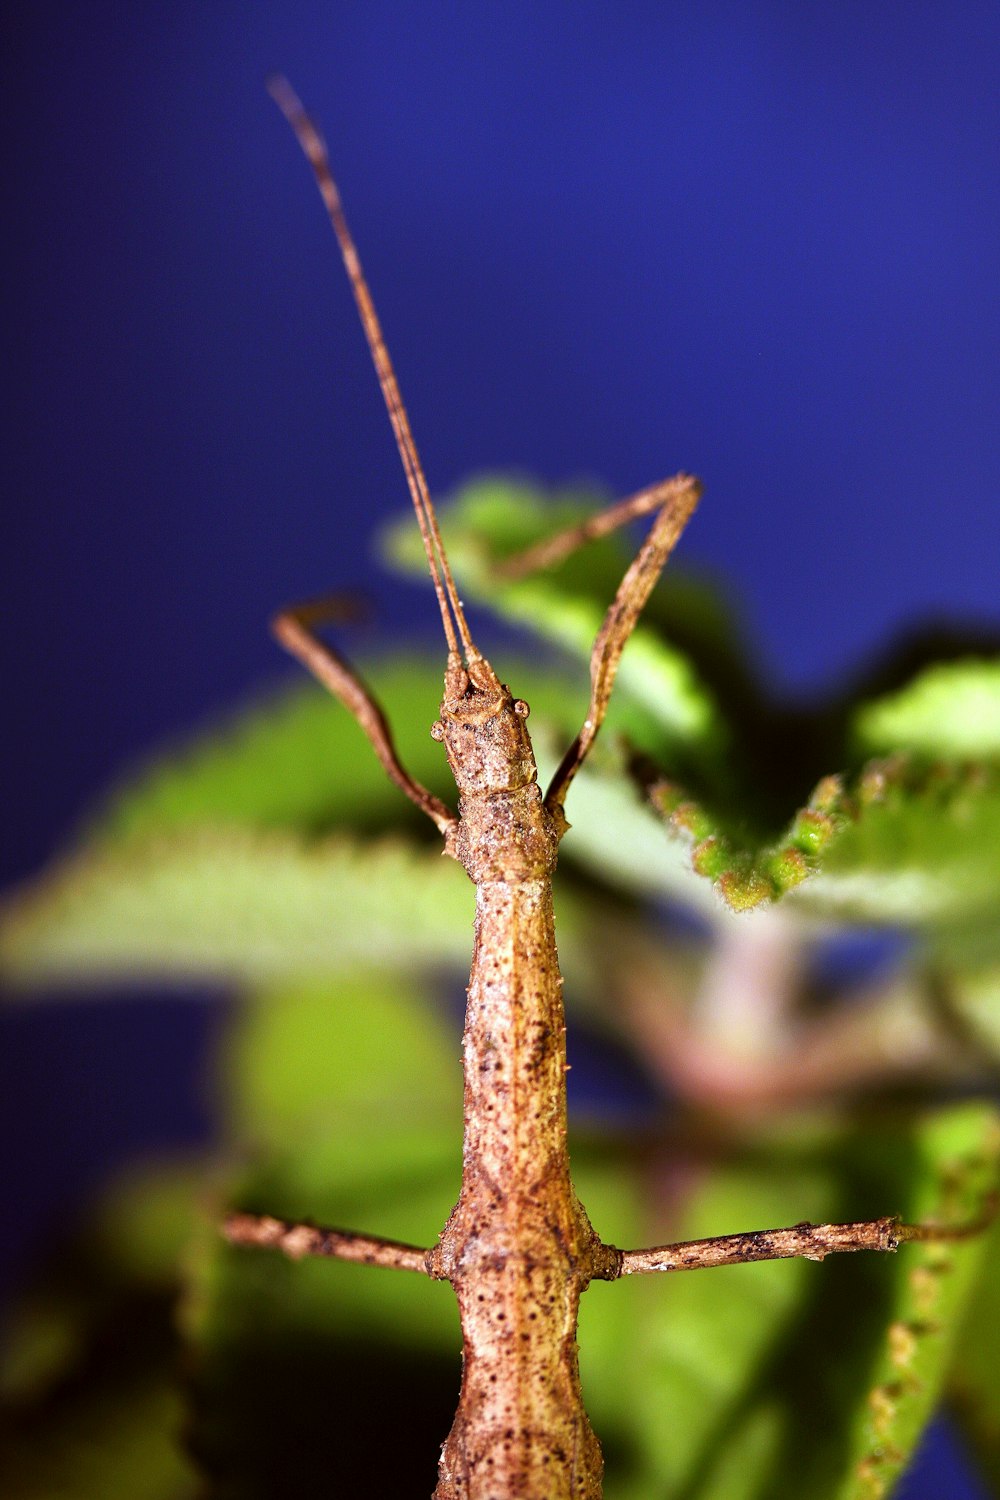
[224,80,979,1500]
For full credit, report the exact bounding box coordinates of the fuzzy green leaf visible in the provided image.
[944,963,1000,1060]
[558,753,720,917]
[564,745,1000,943]
[0,830,473,989]
[792,762,1000,934]
[382,480,1000,940]
[195,969,462,1309]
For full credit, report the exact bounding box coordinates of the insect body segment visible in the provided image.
[433,669,559,885]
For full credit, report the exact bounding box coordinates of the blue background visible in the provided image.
[2,6,997,1495]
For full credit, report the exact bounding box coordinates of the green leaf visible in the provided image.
[184,976,465,1496]
[943,963,1000,1060]
[382,480,1000,942]
[220,973,462,1152]
[88,651,594,853]
[559,753,720,917]
[853,659,1000,760]
[382,477,730,768]
[575,1105,999,1500]
[0,792,612,1003]
[92,661,455,844]
[189,965,461,1340]
[567,744,1000,938]
[0,635,622,997]
[0,830,473,989]
[947,1213,1000,1490]
[795,761,1000,935]
[834,1107,999,1500]
[580,1146,836,1500]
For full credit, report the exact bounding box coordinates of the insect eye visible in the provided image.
[514,700,530,719]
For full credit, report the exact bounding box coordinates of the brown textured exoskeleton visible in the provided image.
[224,80,976,1499]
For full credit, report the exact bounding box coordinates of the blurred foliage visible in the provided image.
[2,478,1000,1498]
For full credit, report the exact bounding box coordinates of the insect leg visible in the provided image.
[272,596,456,834]
[224,1212,433,1275]
[498,472,698,582]
[607,1196,997,1278]
[521,473,702,811]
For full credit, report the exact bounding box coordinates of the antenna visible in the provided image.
[267,76,476,663]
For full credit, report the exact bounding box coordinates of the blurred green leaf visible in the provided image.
[795,762,1000,933]
[578,1141,837,1499]
[853,660,1000,760]
[577,1105,999,1500]
[184,972,464,1496]
[92,662,454,844]
[0,823,611,1001]
[0,831,473,989]
[221,972,462,1153]
[562,741,1000,940]
[88,651,591,852]
[947,1213,1000,1490]
[835,1107,999,1500]
[382,478,731,768]
[943,964,1000,1060]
